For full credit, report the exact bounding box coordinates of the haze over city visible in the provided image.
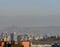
[0,0,60,35]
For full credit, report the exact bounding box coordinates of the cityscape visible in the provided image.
[0,0,60,47]
[0,32,60,47]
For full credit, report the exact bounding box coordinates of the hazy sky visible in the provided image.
[0,0,60,16]
[0,0,60,34]
[0,0,60,26]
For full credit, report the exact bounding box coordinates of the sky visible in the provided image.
[0,0,60,34]
[0,0,60,26]
[0,0,60,16]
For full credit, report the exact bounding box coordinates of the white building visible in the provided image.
[34,36,40,40]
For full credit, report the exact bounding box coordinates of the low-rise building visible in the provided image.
[0,41,4,47]
[32,44,51,47]
[21,40,31,47]
[31,40,52,47]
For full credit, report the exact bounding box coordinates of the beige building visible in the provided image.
[4,35,10,41]
[32,44,51,47]
[31,40,52,47]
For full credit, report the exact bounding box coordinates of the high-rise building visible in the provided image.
[0,34,1,40]
[1,32,5,41]
[3,32,10,41]
[4,35,10,41]
[43,35,49,39]
[17,35,24,42]
[29,35,33,40]
[24,34,29,40]
[10,32,17,41]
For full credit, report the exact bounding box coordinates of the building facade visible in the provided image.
[10,32,17,41]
